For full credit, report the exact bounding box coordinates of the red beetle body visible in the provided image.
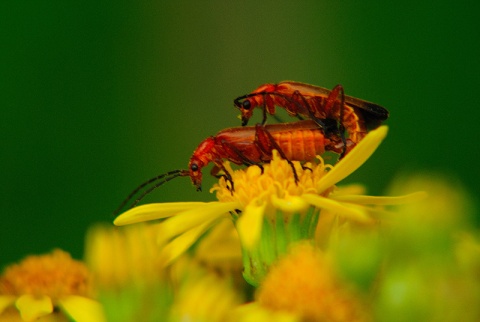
[114,120,348,214]
[234,81,389,144]
[187,120,348,190]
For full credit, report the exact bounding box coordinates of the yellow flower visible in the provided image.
[84,223,171,321]
[193,217,244,274]
[84,222,244,322]
[0,249,105,322]
[168,257,243,322]
[114,126,422,284]
[85,223,164,288]
[256,243,370,322]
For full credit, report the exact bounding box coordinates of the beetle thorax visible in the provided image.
[190,137,216,170]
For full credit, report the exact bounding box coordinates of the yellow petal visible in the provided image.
[16,295,53,322]
[158,201,240,244]
[58,295,106,322]
[114,202,206,225]
[302,194,373,224]
[160,221,214,266]
[271,194,310,213]
[334,184,367,195]
[0,296,16,315]
[195,219,242,264]
[236,201,266,250]
[316,126,388,194]
[331,191,428,205]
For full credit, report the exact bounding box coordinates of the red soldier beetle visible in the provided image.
[234,81,389,144]
[113,120,350,215]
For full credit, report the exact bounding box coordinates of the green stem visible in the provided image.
[240,206,320,286]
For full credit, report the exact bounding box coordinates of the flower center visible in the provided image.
[212,151,335,216]
[257,243,370,321]
[0,249,92,300]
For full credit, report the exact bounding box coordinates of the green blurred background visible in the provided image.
[1,1,479,268]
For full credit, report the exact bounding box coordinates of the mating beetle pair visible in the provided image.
[114,81,388,214]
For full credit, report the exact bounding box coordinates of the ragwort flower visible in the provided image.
[168,257,244,322]
[84,223,172,322]
[0,249,104,322]
[114,126,422,285]
[256,243,371,322]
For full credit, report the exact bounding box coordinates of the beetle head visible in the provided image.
[188,137,216,192]
[234,96,255,126]
[188,157,204,191]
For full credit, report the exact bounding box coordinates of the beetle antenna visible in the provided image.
[113,169,189,216]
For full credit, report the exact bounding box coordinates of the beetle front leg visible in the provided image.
[217,140,266,192]
[211,163,235,192]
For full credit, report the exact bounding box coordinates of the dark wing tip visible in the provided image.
[365,102,389,120]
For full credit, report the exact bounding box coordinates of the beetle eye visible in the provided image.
[191,164,198,172]
[242,100,251,110]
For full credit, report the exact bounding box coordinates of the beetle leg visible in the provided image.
[219,139,266,188]
[290,90,329,128]
[262,92,268,124]
[211,163,235,192]
[220,140,259,167]
[270,91,333,133]
[324,84,347,158]
[254,124,300,184]
[302,165,312,172]
[272,113,285,123]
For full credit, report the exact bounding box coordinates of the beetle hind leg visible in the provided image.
[254,124,300,184]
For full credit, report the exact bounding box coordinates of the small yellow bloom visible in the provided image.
[256,243,370,322]
[85,223,164,288]
[84,223,171,321]
[114,126,421,277]
[193,218,243,274]
[0,249,105,322]
[168,257,243,322]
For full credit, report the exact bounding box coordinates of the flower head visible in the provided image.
[256,243,370,322]
[168,257,243,322]
[84,223,172,321]
[0,249,105,322]
[114,126,422,285]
